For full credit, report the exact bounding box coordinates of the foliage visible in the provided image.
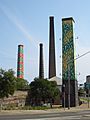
[15,78,29,90]
[28,78,60,107]
[78,88,85,97]
[21,106,49,110]
[0,68,16,99]
[2,104,50,110]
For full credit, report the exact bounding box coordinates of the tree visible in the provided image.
[48,81,60,107]
[78,88,85,97]
[0,68,16,99]
[15,78,29,90]
[0,68,16,109]
[28,78,60,107]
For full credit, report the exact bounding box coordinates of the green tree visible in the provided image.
[78,88,85,97]
[48,81,60,108]
[0,68,16,109]
[0,68,16,99]
[15,78,29,90]
[28,78,60,107]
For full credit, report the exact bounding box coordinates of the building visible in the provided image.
[84,75,90,96]
[48,76,62,92]
[86,75,90,83]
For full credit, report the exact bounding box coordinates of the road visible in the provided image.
[0,110,90,120]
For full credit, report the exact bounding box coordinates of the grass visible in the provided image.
[1,104,62,110]
[22,106,50,110]
[80,97,90,102]
[1,104,51,110]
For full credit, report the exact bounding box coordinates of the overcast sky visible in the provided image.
[0,0,90,84]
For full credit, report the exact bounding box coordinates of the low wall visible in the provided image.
[0,91,28,107]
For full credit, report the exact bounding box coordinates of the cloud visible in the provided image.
[0,3,38,45]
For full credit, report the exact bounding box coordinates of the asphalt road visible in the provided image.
[0,110,90,120]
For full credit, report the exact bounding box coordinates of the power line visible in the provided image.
[75,51,90,60]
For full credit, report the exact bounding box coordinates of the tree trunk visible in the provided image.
[50,98,52,108]
[0,99,3,111]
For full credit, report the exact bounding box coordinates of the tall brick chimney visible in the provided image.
[39,43,44,79]
[17,45,24,79]
[49,16,56,79]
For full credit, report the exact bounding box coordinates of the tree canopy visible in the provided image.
[28,78,60,106]
[0,68,16,98]
[0,68,29,99]
[15,78,29,90]
[78,87,85,97]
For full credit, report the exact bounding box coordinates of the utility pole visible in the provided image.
[63,84,65,110]
[88,88,89,108]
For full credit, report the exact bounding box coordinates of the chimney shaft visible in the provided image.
[17,45,24,79]
[49,16,56,79]
[39,43,44,79]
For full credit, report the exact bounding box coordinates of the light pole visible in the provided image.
[63,84,65,110]
[88,88,90,108]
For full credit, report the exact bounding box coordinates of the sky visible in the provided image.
[0,0,90,84]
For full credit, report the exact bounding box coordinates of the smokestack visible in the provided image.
[39,43,44,79]
[49,16,56,79]
[17,45,24,79]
